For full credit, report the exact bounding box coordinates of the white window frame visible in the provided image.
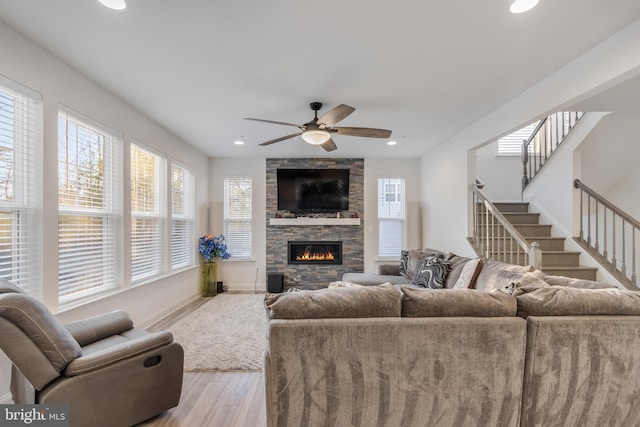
[57,108,122,305]
[171,161,194,269]
[377,177,405,258]
[130,142,166,282]
[223,177,252,259]
[0,77,42,297]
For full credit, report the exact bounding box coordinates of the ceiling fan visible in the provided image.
[245,102,392,152]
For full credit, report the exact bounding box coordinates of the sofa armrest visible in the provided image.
[64,331,174,376]
[65,310,134,347]
[378,264,400,276]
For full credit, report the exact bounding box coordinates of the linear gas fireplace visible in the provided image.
[288,241,342,265]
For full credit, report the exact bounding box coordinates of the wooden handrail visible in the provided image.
[471,184,542,269]
[574,178,638,288]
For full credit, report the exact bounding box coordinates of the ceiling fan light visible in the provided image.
[510,0,539,14]
[301,129,331,145]
[98,0,127,10]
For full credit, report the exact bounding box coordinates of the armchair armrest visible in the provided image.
[64,331,174,376]
[65,310,134,346]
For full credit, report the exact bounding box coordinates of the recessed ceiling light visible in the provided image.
[98,0,127,11]
[510,0,539,14]
[387,141,397,146]
[234,140,244,145]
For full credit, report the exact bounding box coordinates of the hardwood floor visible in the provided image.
[142,295,267,427]
[141,371,266,427]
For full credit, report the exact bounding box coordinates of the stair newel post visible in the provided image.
[529,242,542,271]
[521,139,529,192]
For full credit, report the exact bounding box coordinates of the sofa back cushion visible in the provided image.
[265,283,402,319]
[400,287,517,317]
[516,286,640,317]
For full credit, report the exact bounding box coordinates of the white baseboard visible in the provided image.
[1,392,12,404]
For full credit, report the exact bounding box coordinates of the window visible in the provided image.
[378,178,405,257]
[131,143,165,281]
[0,79,42,295]
[224,177,252,259]
[497,122,538,156]
[58,110,122,304]
[171,162,194,269]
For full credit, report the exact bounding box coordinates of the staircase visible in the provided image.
[490,202,597,280]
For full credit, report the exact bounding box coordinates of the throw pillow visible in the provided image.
[411,255,452,289]
[453,258,484,289]
[399,250,409,277]
[406,248,446,280]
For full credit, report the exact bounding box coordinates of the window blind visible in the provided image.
[171,163,194,269]
[131,143,165,281]
[224,177,252,259]
[0,79,42,296]
[497,122,538,156]
[378,178,405,257]
[58,110,122,304]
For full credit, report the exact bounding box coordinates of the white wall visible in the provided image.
[475,143,523,201]
[579,114,640,219]
[421,18,640,258]
[208,158,267,292]
[364,158,421,273]
[0,21,209,400]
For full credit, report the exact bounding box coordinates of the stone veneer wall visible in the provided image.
[266,158,364,290]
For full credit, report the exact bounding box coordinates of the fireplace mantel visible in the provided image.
[269,218,360,226]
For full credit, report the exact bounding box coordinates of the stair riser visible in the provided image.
[491,202,530,213]
[477,224,552,237]
[477,213,540,224]
[475,237,566,251]
[486,252,579,267]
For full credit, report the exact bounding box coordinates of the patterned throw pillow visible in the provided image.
[412,255,452,289]
[399,250,409,277]
[453,258,484,289]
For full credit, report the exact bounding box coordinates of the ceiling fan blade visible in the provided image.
[333,126,392,138]
[258,132,302,146]
[318,104,355,127]
[321,138,338,152]
[245,118,302,128]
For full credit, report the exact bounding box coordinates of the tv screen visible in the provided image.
[277,168,350,213]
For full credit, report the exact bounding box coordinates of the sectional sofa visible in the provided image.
[263,251,640,427]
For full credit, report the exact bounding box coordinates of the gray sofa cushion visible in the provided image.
[264,283,402,319]
[516,286,640,317]
[443,253,473,288]
[401,287,517,317]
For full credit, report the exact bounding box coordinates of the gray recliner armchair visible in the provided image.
[0,281,184,427]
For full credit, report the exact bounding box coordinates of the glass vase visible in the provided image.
[200,261,217,297]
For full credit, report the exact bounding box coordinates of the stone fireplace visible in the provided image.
[266,158,364,290]
[288,241,342,265]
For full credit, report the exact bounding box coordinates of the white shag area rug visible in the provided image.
[169,293,267,371]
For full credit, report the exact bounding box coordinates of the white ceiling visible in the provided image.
[1,0,640,158]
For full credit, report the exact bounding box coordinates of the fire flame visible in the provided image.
[296,251,335,261]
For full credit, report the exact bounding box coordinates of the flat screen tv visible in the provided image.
[277,168,350,213]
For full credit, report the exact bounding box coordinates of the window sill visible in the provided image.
[56,264,199,314]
